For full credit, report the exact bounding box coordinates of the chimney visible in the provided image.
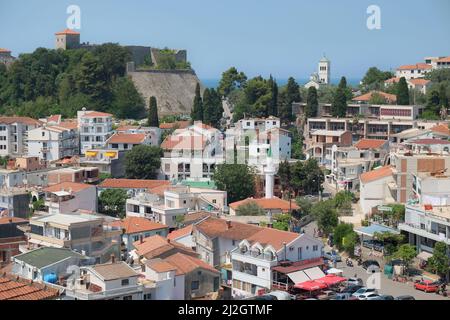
[139,235,144,244]
[8,218,13,224]
[226,220,232,230]
[110,254,116,264]
[167,238,171,244]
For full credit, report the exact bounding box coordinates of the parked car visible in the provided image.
[268,290,295,300]
[414,280,440,293]
[351,287,378,298]
[316,290,337,300]
[395,295,415,300]
[362,260,381,272]
[323,250,342,262]
[370,295,394,300]
[359,293,381,300]
[244,294,277,300]
[346,277,363,286]
[333,292,352,300]
[341,285,364,294]
[362,239,384,251]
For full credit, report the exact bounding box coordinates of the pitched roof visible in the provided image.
[229,197,299,211]
[161,135,207,150]
[430,124,450,136]
[159,121,190,130]
[385,77,401,84]
[408,78,431,85]
[183,211,215,225]
[0,116,42,126]
[145,259,177,273]
[43,182,94,193]
[352,91,397,103]
[167,224,193,241]
[0,274,60,300]
[47,114,62,123]
[106,133,146,144]
[82,111,112,118]
[110,217,167,234]
[246,228,301,251]
[55,28,80,35]
[90,262,138,281]
[0,48,11,53]
[116,125,139,132]
[436,56,450,63]
[58,120,78,130]
[0,217,28,225]
[194,217,261,240]
[355,139,388,150]
[397,63,432,70]
[99,179,170,190]
[13,247,84,269]
[133,235,196,259]
[408,138,450,145]
[360,166,393,184]
[164,253,219,275]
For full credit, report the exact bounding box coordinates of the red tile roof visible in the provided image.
[0,116,42,126]
[229,197,299,212]
[133,235,196,259]
[55,29,80,35]
[0,48,11,53]
[164,253,219,275]
[397,63,432,70]
[106,133,146,144]
[246,228,300,250]
[159,121,190,130]
[110,217,167,234]
[161,135,207,150]
[0,217,28,225]
[0,274,59,300]
[58,120,78,130]
[194,217,261,241]
[47,114,62,123]
[43,182,94,193]
[409,138,450,145]
[145,259,178,273]
[408,78,431,85]
[437,56,450,63]
[99,179,170,191]
[82,111,113,118]
[360,166,393,184]
[352,91,397,103]
[167,225,193,241]
[355,139,387,150]
[116,125,139,132]
[385,77,401,84]
[430,124,450,136]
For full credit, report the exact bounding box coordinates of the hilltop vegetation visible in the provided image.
[0,44,146,119]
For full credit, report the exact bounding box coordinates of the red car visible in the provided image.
[414,280,439,293]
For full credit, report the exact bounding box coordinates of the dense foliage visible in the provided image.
[98,189,128,218]
[124,145,163,179]
[212,164,256,203]
[0,44,146,119]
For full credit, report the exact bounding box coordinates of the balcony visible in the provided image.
[398,222,450,244]
[63,283,142,300]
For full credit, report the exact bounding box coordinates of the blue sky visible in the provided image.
[0,0,449,81]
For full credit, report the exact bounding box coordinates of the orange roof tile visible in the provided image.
[0,275,59,300]
[355,139,388,150]
[246,228,300,251]
[55,29,80,35]
[58,120,78,130]
[110,217,167,234]
[43,182,94,193]
[159,121,190,130]
[160,135,207,150]
[360,166,393,184]
[0,116,42,126]
[397,63,432,70]
[145,259,178,273]
[99,179,170,190]
[229,197,299,212]
[0,217,28,225]
[133,235,196,259]
[0,48,11,53]
[167,224,193,241]
[384,77,401,84]
[116,125,139,132]
[430,124,450,136]
[352,91,397,103]
[164,253,219,275]
[47,114,61,123]
[82,111,113,118]
[194,217,261,240]
[408,78,431,85]
[106,133,146,144]
[437,56,450,63]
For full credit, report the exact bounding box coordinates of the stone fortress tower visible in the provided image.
[55,29,81,50]
[318,55,330,85]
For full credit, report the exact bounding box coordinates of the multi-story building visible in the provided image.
[27,125,79,162]
[385,77,432,95]
[55,29,81,50]
[0,217,28,267]
[0,117,42,157]
[80,148,126,178]
[105,133,152,151]
[305,129,352,165]
[0,188,31,219]
[47,167,100,185]
[435,56,450,69]
[160,122,224,181]
[98,179,170,198]
[116,125,161,146]
[0,169,26,188]
[230,228,323,298]
[42,182,97,215]
[77,109,113,154]
[28,212,122,263]
[395,63,432,80]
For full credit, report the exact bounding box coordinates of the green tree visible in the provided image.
[369,91,387,104]
[396,77,410,105]
[147,96,160,127]
[277,160,292,195]
[361,67,394,91]
[331,77,348,117]
[212,164,255,203]
[279,77,301,123]
[273,214,291,231]
[191,83,203,122]
[202,88,223,127]
[99,189,128,218]
[334,223,354,251]
[311,200,338,235]
[394,244,417,271]
[428,242,449,278]
[217,67,247,97]
[124,145,162,179]
[305,86,319,118]
[110,77,146,119]
[236,201,266,216]
[267,75,278,116]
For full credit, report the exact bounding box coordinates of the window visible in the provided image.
[123,295,132,300]
[213,277,220,292]
[144,293,152,300]
[313,245,318,251]
[191,281,200,290]
[42,132,45,137]
[121,279,129,286]
[112,144,118,149]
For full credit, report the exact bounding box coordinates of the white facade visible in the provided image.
[359,174,395,215]
[0,169,26,188]
[77,110,113,154]
[45,185,97,215]
[143,263,185,300]
[117,126,161,146]
[318,56,330,84]
[27,125,79,162]
[0,117,41,157]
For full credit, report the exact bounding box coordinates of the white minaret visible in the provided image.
[318,55,330,84]
[264,149,276,199]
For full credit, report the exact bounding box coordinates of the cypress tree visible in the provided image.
[306,86,319,118]
[268,75,278,116]
[191,83,203,122]
[147,96,159,127]
[439,84,449,108]
[396,77,410,105]
[331,77,348,117]
[280,77,301,122]
[202,88,212,125]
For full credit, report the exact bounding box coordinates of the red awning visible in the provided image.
[293,280,327,291]
[316,274,347,286]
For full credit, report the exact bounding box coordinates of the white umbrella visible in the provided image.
[326,268,343,276]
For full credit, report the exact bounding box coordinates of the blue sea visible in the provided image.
[200,78,361,89]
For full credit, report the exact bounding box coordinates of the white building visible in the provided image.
[77,109,113,154]
[27,125,79,162]
[160,122,224,181]
[359,166,395,215]
[395,63,432,80]
[304,56,330,89]
[231,229,323,298]
[43,182,97,215]
[105,132,152,151]
[0,169,26,188]
[0,117,42,157]
[141,258,185,300]
[116,125,161,146]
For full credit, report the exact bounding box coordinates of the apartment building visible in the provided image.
[80,148,126,178]
[27,125,79,162]
[305,129,352,165]
[0,188,31,219]
[116,125,161,146]
[0,217,28,267]
[43,182,97,214]
[47,167,100,185]
[98,179,170,198]
[160,122,224,181]
[0,117,42,157]
[395,63,432,80]
[105,133,151,151]
[28,212,122,263]
[77,109,113,154]
[359,166,396,215]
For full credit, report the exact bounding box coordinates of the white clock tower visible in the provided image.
[318,55,330,85]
